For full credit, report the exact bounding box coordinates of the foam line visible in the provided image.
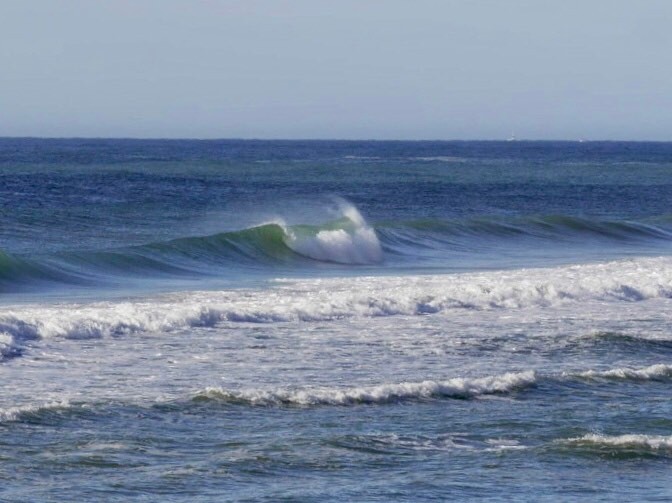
[2,257,672,352]
[573,364,672,381]
[194,371,537,406]
[563,434,672,450]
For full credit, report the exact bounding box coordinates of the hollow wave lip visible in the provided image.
[282,203,383,265]
[285,226,382,265]
[193,371,537,407]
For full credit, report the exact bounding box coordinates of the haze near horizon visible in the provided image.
[1,0,671,140]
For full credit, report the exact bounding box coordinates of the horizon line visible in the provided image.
[1,135,671,143]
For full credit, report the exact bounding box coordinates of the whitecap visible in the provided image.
[194,370,537,406]
[283,202,383,264]
[563,434,672,451]
[572,363,672,381]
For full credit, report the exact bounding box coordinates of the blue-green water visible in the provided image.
[1,139,672,501]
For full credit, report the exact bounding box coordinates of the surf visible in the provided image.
[0,202,383,293]
[3,255,672,360]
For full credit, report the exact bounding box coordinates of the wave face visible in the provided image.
[4,204,672,294]
[377,214,672,247]
[0,203,383,292]
[4,195,672,293]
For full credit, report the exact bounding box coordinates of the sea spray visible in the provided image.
[283,201,383,264]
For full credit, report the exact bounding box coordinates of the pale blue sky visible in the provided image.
[1,0,671,140]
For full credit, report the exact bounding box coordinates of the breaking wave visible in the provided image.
[2,362,671,424]
[0,400,74,423]
[572,363,672,381]
[4,209,672,292]
[284,203,382,264]
[3,256,672,358]
[0,203,382,292]
[559,434,672,457]
[191,363,671,408]
[193,371,537,406]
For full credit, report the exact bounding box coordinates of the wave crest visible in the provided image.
[561,434,672,454]
[283,203,382,264]
[572,364,672,381]
[0,202,383,292]
[0,401,73,423]
[193,371,536,407]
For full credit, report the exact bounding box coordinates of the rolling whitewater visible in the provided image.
[1,138,672,501]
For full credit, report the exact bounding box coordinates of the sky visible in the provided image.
[1,0,671,140]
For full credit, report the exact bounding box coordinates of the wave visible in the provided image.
[4,208,672,292]
[193,371,536,406]
[3,256,672,358]
[376,214,672,252]
[1,362,670,425]
[192,363,670,409]
[327,433,526,455]
[0,371,535,425]
[572,364,672,381]
[0,203,382,291]
[0,249,78,290]
[585,331,672,351]
[0,400,74,423]
[283,202,382,264]
[559,434,672,456]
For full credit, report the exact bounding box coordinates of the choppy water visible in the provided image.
[1,139,672,501]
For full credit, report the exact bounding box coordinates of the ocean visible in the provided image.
[1,138,671,501]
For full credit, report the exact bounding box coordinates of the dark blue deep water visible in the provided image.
[1,139,672,501]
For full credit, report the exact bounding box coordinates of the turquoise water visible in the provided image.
[1,139,672,501]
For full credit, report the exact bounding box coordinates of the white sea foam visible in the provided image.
[563,434,672,451]
[0,400,71,423]
[195,371,536,406]
[1,256,672,345]
[337,434,526,453]
[573,363,672,381]
[287,226,383,264]
[284,202,383,264]
[0,331,16,356]
[413,156,466,163]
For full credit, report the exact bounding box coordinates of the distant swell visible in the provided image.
[193,371,537,406]
[378,215,672,246]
